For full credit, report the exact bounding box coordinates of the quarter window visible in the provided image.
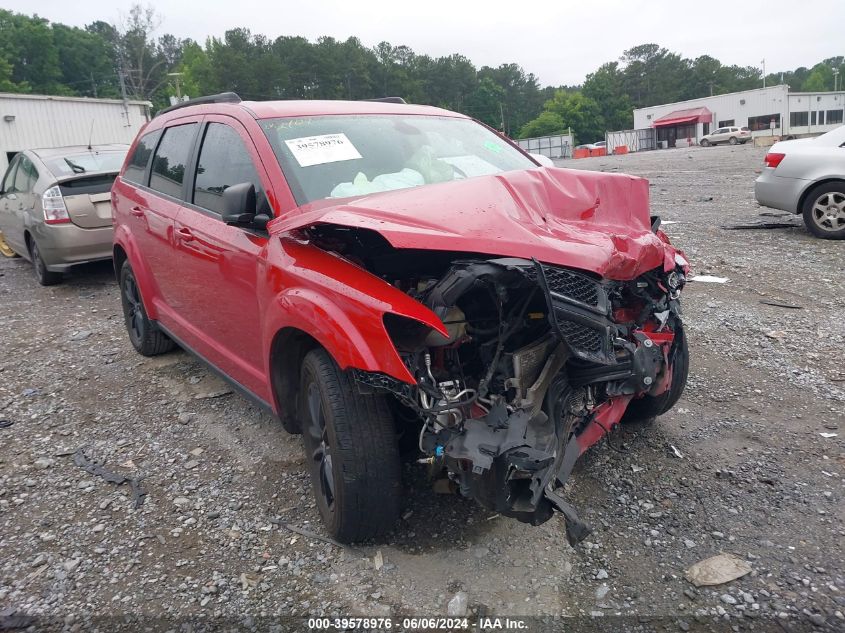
[1,158,18,193]
[149,124,198,199]
[193,123,269,215]
[13,156,38,193]
[123,130,162,185]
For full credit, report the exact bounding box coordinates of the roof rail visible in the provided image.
[362,97,407,104]
[156,92,242,117]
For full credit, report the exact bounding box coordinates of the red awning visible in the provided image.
[652,107,713,127]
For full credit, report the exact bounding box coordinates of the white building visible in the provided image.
[632,85,845,147]
[0,92,151,174]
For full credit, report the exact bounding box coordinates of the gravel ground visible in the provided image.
[0,144,843,632]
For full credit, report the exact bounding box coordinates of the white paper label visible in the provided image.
[285,133,362,167]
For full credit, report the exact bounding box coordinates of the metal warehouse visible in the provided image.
[0,93,151,175]
[633,85,845,147]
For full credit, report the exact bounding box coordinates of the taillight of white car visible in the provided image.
[42,185,71,225]
[764,153,785,169]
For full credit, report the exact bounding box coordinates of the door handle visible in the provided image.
[176,227,194,242]
[130,206,145,217]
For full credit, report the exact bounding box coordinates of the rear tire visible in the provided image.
[728,136,738,145]
[300,348,401,542]
[622,326,689,422]
[29,239,62,286]
[801,182,845,240]
[119,260,175,356]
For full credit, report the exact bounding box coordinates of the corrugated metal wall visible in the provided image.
[0,93,151,174]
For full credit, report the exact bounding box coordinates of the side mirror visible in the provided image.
[222,182,256,224]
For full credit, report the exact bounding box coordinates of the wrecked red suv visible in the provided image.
[112,94,689,544]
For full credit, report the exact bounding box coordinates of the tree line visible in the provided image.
[1,6,842,143]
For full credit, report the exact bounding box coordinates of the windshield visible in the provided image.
[260,114,536,205]
[42,150,127,178]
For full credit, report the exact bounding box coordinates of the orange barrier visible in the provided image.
[613,145,629,155]
[573,148,590,159]
[589,148,607,157]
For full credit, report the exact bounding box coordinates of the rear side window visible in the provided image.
[149,124,198,198]
[2,158,18,193]
[13,156,38,193]
[123,130,161,185]
[193,123,270,215]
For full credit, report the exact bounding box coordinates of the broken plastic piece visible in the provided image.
[685,553,751,587]
[73,447,147,508]
[689,275,729,283]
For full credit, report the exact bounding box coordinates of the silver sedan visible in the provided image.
[754,125,845,239]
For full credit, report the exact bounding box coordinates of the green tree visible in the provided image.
[465,76,505,129]
[544,90,604,143]
[518,111,567,138]
[582,61,633,130]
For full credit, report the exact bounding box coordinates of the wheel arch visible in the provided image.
[268,326,322,434]
[798,178,845,215]
[113,244,128,281]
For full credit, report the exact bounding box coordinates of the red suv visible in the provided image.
[112,94,690,544]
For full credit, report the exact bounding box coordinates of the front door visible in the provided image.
[171,118,272,400]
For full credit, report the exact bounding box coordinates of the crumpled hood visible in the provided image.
[269,167,680,280]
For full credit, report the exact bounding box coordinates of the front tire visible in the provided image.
[29,239,62,286]
[700,139,710,147]
[802,182,845,239]
[300,348,401,542]
[119,261,175,356]
[622,325,689,422]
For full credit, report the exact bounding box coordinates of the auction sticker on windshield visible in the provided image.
[285,133,362,167]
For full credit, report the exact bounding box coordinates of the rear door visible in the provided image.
[170,117,273,398]
[8,155,38,249]
[122,120,201,323]
[0,157,21,251]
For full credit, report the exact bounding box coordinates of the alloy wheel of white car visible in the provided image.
[810,191,845,233]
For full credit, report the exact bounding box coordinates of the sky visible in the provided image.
[14,0,845,87]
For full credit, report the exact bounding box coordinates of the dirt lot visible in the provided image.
[0,144,843,632]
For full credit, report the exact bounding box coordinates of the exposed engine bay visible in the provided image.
[306,224,688,546]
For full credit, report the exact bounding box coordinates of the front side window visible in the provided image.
[149,124,198,199]
[124,130,162,185]
[260,115,536,205]
[193,123,270,215]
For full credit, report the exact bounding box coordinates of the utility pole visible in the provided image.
[117,68,130,125]
[167,72,184,102]
[90,72,98,98]
[499,102,505,135]
[834,68,840,92]
[761,59,766,88]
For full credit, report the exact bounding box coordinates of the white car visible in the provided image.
[754,125,845,239]
[700,126,752,146]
